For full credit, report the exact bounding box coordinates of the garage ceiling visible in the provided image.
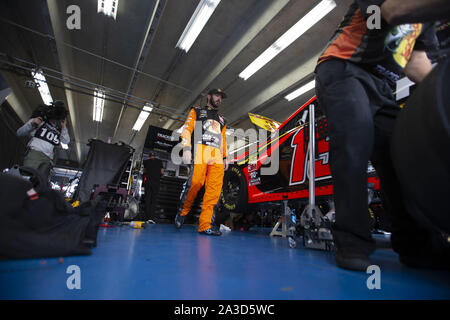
[0,0,353,165]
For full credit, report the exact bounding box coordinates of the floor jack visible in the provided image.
[288,104,335,251]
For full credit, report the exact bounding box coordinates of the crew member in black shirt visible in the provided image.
[314,0,437,271]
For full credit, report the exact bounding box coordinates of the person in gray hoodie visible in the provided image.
[17,101,70,181]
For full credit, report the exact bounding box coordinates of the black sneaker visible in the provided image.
[335,251,371,271]
[199,229,222,236]
[174,212,185,229]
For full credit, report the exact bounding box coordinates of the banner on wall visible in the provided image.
[144,125,179,153]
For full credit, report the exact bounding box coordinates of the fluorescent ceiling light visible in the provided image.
[93,89,105,122]
[239,0,336,80]
[32,69,53,106]
[175,127,184,134]
[132,103,153,131]
[285,80,316,101]
[176,0,221,52]
[98,0,119,19]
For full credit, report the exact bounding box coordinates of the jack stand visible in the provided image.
[297,104,334,251]
[270,200,294,237]
[303,228,334,251]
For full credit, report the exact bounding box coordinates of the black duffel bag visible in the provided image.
[0,166,106,260]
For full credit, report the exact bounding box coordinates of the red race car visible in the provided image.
[220,96,386,249]
[222,96,380,207]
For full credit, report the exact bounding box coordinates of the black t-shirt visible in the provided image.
[143,158,163,182]
[318,0,438,84]
[190,106,226,150]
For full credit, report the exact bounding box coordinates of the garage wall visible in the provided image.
[0,100,27,170]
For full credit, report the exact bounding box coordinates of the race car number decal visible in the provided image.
[289,127,331,186]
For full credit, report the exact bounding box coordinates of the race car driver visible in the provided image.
[174,88,229,236]
[16,101,70,182]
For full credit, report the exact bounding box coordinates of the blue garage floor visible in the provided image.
[0,223,449,300]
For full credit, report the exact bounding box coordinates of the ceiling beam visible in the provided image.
[167,0,292,130]
[46,0,82,163]
[3,77,30,123]
[228,53,320,126]
[113,0,167,140]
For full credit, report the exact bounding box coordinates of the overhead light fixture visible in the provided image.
[132,103,153,131]
[32,69,53,106]
[239,0,336,80]
[176,0,222,52]
[61,143,69,150]
[285,80,316,101]
[175,127,184,134]
[93,89,105,122]
[98,0,119,20]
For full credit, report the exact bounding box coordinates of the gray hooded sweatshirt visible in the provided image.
[17,119,70,159]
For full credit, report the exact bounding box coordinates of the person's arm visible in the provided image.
[160,161,165,175]
[143,163,148,178]
[17,118,41,136]
[404,50,433,83]
[381,0,450,25]
[221,125,229,170]
[60,119,70,144]
[180,108,197,164]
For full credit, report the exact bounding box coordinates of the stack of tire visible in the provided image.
[155,176,203,223]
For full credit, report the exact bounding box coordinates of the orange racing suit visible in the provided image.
[178,105,227,232]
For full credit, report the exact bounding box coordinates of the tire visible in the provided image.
[220,165,248,213]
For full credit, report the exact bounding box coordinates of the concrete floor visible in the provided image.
[0,224,449,300]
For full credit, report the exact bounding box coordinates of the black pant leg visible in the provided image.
[144,182,152,220]
[315,60,376,256]
[392,59,450,235]
[149,182,160,219]
[37,162,52,184]
[370,100,432,256]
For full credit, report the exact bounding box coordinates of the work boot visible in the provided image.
[335,251,371,271]
[174,211,185,229]
[199,228,222,236]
